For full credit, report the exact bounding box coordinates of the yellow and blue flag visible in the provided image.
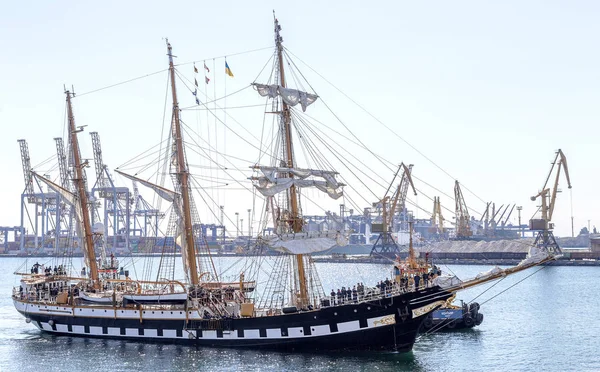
[225,61,234,77]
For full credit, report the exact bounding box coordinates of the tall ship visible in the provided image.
[12,16,555,352]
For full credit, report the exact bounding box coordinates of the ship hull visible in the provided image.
[14,286,450,352]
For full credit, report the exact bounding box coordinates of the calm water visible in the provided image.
[1,257,598,371]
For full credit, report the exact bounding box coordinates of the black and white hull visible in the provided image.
[14,286,451,352]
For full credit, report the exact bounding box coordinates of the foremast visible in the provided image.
[65,90,99,288]
[167,40,199,286]
[274,17,308,307]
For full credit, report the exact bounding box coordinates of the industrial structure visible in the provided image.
[5,139,559,257]
[529,149,572,254]
[370,163,416,257]
[454,181,473,239]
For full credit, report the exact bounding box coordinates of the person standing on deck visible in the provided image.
[414,274,421,291]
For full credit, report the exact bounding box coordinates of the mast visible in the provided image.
[167,40,199,286]
[65,90,99,288]
[274,16,308,307]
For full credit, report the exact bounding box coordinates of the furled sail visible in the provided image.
[115,170,178,202]
[32,173,91,269]
[252,166,344,200]
[173,196,190,283]
[116,170,190,280]
[253,83,318,112]
[262,230,349,255]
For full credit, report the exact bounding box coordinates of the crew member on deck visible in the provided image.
[414,274,421,291]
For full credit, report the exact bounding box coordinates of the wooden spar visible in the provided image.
[274,17,308,307]
[446,255,556,293]
[167,41,199,286]
[65,91,100,289]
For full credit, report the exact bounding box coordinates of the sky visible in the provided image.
[0,1,598,239]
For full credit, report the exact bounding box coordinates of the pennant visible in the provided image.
[205,76,210,84]
[194,78,198,87]
[192,89,197,96]
[225,61,234,77]
[204,62,210,73]
[194,64,198,73]
[195,97,200,105]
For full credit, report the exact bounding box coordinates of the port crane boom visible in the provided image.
[529,149,572,253]
[454,181,472,239]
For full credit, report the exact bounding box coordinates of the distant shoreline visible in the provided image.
[2,253,598,266]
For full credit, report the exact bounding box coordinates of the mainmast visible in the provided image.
[167,40,199,286]
[274,16,308,307]
[65,90,99,288]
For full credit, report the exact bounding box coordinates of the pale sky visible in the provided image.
[1,1,598,239]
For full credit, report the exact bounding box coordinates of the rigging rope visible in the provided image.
[76,69,168,97]
[284,47,490,208]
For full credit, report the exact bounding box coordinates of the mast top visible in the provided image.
[274,13,283,51]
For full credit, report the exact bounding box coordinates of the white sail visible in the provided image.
[32,173,91,268]
[115,170,178,202]
[263,230,349,255]
[252,166,343,199]
[253,84,318,112]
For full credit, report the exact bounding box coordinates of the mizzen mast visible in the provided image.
[274,16,308,307]
[65,90,99,288]
[167,40,199,285]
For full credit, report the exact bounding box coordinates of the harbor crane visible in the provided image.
[454,181,473,239]
[18,139,61,254]
[501,204,516,227]
[53,137,75,244]
[429,197,445,235]
[479,202,491,234]
[90,132,131,250]
[530,149,572,254]
[54,137,72,191]
[370,163,416,257]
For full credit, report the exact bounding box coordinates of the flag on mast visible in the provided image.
[205,76,210,84]
[194,64,198,73]
[194,78,198,87]
[204,62,210,73]
[225,61,234,77]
